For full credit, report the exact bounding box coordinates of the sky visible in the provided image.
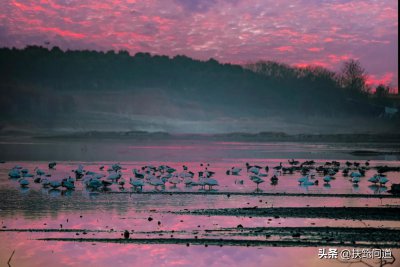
[0,0,398,90]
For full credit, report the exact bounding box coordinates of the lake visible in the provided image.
[0,138,399,267]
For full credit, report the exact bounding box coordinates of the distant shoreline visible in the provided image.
[23,131,400,143]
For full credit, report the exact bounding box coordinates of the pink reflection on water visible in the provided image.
[1,156,400,266]
[1,159,399,194]
[1,233,399,267]
[128,145,200,150]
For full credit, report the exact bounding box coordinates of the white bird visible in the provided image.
[165,167,176,174]
[258,172,268,177]
[303,179,316,186]
[203,178,219,190]
[183,177,193,186]
[41,178,50,187]
[22,172,34,177]
[132,169,145,179]
[107,172,121,182]
[323,176,332,183]
[352,176,360,184]
[62,180,75,190]
[65,176,75,183]
[35,168,45,176]
[169,176,181,186]
[18,178,29,187]
[75,164,84,179]
[130,178,144,190]
[145,173,157,181]
[231,167,242,175]
[379,176,389,186]
[179,171,194,178]
[145,165,156,170]
[196,177,206,189]
[326,169,336,176]
[50,181,61,189]
[298,175,309,184]
[203,170,215,178]
[87,179,102,189]
[248,166,260,175]
[250,175,264,189]
[8,169,21,178]
[162,173,173,179]
[298,175,315,186]
[148,178,164,190]
[368,175,379,184]
[368,184,380,193]
[350,172,362,178]
[111,163,122,171]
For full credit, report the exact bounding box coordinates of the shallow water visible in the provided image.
[1,138,399,161]
[0,140,399,266]
[1,159,400,194]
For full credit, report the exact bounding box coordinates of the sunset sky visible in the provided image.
[1,0,398,89]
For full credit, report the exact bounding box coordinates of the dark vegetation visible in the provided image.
[175,207,400,220]
[0,46,398,133]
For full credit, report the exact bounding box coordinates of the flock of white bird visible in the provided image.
[7,162,220,192]
[6,159,391,193]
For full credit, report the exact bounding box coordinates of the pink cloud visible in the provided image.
[307,47,323,52]
[294,61,330,69]
[0,0,397,88]
[366,72,394,86]
[327,54,351,63]
[275,46,294,52]
[323,38,334,42]
[294,63,309,68]
[37,27,86,39]
[13,0,46,12]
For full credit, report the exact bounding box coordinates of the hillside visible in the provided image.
[0,46,398,134]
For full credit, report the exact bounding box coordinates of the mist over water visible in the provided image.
[0,138,399,162]
[1,47,399,135]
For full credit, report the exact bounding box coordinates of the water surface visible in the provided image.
[1,140,399,266]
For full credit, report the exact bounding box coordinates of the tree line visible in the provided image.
[0,45,397,123]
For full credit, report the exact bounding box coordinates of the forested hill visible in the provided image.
[0,46,398,134]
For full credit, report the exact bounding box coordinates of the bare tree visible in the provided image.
[340,59,369,93]
[375,84,390,98]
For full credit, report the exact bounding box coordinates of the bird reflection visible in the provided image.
[352,183,360,193]
[49,189,61,197]
[323,183,331,189]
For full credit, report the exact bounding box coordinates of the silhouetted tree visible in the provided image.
[0,46,397,123]
[339,59,369,94]
[373,83,393,107]
[375,84,390,98]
